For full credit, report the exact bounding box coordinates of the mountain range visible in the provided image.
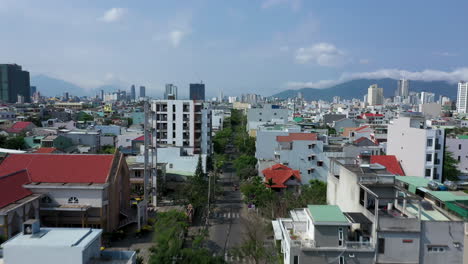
[272,78,458,101]
[31,75,125,97]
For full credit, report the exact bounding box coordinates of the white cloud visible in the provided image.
[100,8,127,23]
[279,46,290,52]
[286,68,468,89]
[295,43,346,66]
[261,0,301,11]
[169,30,187,47]
[359,59,371,64]
[433,51,458,57]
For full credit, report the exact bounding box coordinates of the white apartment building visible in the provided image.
[152,100,212,155]
[247,104,288,136]
[367,84,384,106]
[396,79,409,97]
[457,81,468,114]
[387,113,445,181]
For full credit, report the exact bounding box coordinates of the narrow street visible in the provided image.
[206,151,250,263]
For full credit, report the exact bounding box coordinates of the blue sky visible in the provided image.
[1,0,467,97]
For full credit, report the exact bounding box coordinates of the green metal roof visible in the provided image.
[293,117,303,122]
[427,191,468,202]
[457,135,468,139]
[395,176,434,193]
[307,205,349,224]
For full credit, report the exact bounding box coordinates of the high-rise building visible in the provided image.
[139,86,146,98]
[396,79,410,98]
[367,84,383,105]
[456,81,468,114]
[0,64,31,103]
[100,90,104,101]
[30,86,37,96]
[63,92,69,101]
[130,85,136,101]
[164,84,178,100]
[152,100,212,154]
[420,92,435,104]
[189,83,205,101]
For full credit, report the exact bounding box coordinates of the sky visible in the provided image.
[1,0,468,98]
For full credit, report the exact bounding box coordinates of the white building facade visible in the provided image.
[456,81,468,114]
[367,84,384,106]
[387,113,445,181]
[152,100,212,155]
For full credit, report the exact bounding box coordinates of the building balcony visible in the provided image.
[359,174,395,185]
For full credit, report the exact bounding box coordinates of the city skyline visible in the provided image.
[1,0,468,97]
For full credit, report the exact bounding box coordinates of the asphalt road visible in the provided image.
[207,162,250,263]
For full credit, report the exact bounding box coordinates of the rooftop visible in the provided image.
[0,170,32,209]
[307,205,350,225]
[370,155,405,176]
[0,154,114,183]
[1,228,102,248]
[276,132,317,142]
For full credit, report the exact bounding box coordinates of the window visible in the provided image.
[308,144,316,149]
[308,168,315,174]
[426,154,432,162]
[293,256,299,264]
[428,246,446,253]
[425,169,431,177]
[274,112,277,116]
[459,144,462,150]
[308,155,316,161]
[427,139,433,147]
[339,256,345,264]
[68,197,79,204]
[41,196,52,204]
[338,228,344,246]
[378,238,385,254]
[169,163,173,168]
[458,156,461,162]
[259,119,262,122]
[317,161,324,167]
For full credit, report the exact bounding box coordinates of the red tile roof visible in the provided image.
[134,135,145,141]
[362,113,384,118]
[277,133,317,142]
[34,147,57,153]
[6,121,34,133]
[371,155,405,176]
[0,170,33,209]
[262,164,301,188]
[0,154,115,183]
[355,125,371,132]
[354,137,378,145]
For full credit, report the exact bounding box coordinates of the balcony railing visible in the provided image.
[345,241,373,250]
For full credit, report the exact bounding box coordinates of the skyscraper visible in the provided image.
[139,86,146,98]
[367,84,384,105]
[30,86,37,96]
[130,85,136,101]
[100,90,104,101]
[396,79,410,98]
[189,83,205,101]
[457,81,468,114]
[164,84,178,99]
[0,64,31,103]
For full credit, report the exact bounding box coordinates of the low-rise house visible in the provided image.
[262,164,301,192]
[60,129,101,153]
[1,221,136,264]
[0,152,131,232]
[0,170,41,239]
[40,135,73,151]
[6,121,36,136]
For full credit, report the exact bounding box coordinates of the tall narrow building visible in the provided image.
[457,81,468,114]
[139,86,146,98]
[130,85,136,101]
[396,79,410,98]
[367,84,384,105]
[189,83,205,101]
[0,64,31,103]
[164,84,178,100]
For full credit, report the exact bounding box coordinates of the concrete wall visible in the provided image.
[4,243,84,264]
[32,188,104,208]
[387,117,444,180]
[289,248,374,264]
[255,130,290,160]
[314,225,348,248]
[446,137,468,173]
[377,232,420,264]
[420,221,465,264]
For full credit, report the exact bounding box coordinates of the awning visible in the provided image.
[272,220,282,240]
[344,212,372,225]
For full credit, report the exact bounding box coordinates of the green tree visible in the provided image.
[195,155,205,178]
[77,112,94,122]
[233,155,257,176]
[233,212,276,264]
[443,150,460,181]
[98,145,115,154]
[4,136,25,150]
